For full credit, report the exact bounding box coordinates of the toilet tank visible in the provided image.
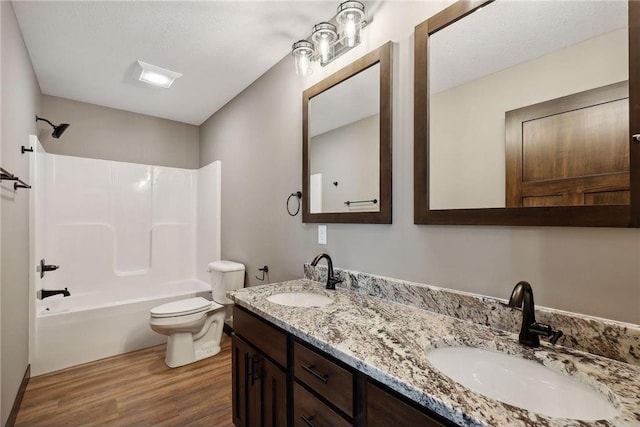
[208,260,245,305]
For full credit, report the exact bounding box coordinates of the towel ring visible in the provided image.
[287,191,302,216]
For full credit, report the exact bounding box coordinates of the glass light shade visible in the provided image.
[337,1,365,48]
[311,22,338,65]
[292,40,314,76]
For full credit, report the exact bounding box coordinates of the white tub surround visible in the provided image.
[35,153,199,294]
[229,279,640,427]
[31,152,222,373]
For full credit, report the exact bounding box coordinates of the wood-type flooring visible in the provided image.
[15,335,233,427]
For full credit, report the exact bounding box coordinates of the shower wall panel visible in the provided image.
[112,162,152,274]
[196,161,221,282]
[36,153,197,294]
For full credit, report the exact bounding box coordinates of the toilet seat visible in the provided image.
[150,297,219,318]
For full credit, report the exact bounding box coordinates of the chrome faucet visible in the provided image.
[508,281,563,348]
[310,253,342,290]
[38,288,71,300]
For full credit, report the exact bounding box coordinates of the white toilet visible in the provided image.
[149,260,245,368]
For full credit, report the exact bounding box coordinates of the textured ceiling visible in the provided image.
[14,1,627,125]
[430,0,627,94]
[12,1,336,125]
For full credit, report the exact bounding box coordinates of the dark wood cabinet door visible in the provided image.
[231,334,262,427]
[232,333,288,427]
[232,334,250,427]
[261,356,288,427]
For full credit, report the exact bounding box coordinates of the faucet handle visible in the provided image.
[327,275,342,290]
[549,329,564,345]
[529,322,563,345]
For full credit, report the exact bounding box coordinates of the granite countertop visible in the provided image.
[228,279,640,427]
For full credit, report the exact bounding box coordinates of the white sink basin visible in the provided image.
[266,292,333,308]
[426,347,619,421]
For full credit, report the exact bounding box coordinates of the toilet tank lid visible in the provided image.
[208,260,245,273]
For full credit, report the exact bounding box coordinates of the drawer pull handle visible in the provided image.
[301,364,329,383]
[300,415,316,427]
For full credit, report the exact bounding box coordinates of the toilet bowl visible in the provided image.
[150,297,225,368]
[149,260,245,368]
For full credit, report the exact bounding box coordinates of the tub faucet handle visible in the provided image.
[40,259,60,279]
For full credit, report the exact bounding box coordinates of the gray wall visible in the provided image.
[200,55,309,287]
[40,95,199,169]
[310,115,379,213]
[1,2,42,424]
[200,2,640,324]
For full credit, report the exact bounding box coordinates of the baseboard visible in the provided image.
[5,364,30,427]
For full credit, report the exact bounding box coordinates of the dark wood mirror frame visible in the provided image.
[303,42,393,224]
[414,0,640,227]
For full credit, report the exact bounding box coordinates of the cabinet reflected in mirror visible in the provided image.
[414,0,639,227]
[303,42,392,224]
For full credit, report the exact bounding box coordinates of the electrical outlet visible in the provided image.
[318,225,327,245]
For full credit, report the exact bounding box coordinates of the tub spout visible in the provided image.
[38,288,70,299]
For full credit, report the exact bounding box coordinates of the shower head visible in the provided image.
[52,123,70,138]
[36,115,70,139]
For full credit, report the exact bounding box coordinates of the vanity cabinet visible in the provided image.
[232,306,457,427]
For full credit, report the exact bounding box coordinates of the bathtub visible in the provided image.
[32,279,211,375]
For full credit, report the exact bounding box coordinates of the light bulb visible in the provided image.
[344,20,357,47]
[337,1,364,49]
[298,54,311,76]
[312,22,337,66]
[319,37,331,63]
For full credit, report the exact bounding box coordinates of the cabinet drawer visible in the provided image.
[294,340,353,417]
[233,306,287,367]
[294,382,351,427]
[366,381,449,427]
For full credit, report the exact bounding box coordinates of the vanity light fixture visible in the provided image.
[292,0,367,76]
[136,61,182,88]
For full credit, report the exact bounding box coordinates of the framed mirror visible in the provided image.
[303,42,392,224]
[414,0,639,227]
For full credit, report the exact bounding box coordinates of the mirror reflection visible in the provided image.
[303,41,391,224]
[309,64,380,213]
[428,1,629,210]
